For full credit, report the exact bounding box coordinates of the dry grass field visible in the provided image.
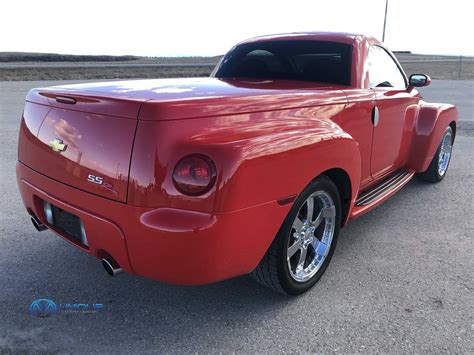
[0,65,214,81]
[398,54,473,80]
[0,53,472,81]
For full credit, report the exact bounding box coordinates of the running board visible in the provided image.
[356,170,413,206]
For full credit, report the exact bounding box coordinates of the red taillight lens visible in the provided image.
[172,155,217,196]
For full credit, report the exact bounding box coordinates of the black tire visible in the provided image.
[417,126,454,183]
[251,175,341,295]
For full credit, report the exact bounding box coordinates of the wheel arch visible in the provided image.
[321,168,352,226]
[224,132,362,275]
[449,120,457,140]
[407,102,458,172]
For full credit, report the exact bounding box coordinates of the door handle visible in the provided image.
[372,106,379,127]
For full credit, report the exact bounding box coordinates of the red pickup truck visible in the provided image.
[17,32,457,295]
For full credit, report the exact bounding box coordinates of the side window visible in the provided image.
[368,46,406,89]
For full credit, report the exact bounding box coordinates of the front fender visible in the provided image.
[407,101,458,172]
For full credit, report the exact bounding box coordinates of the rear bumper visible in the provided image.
[16,162,289,285]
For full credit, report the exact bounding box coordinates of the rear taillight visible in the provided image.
[172,155,217,196]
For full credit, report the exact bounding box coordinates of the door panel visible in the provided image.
[366,45,420,178]
[371,89,419,178]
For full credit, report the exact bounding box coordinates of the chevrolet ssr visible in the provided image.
[17,32,457,295]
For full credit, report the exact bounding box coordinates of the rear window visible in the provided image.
[213,40,352,85]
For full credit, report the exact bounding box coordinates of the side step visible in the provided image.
[356,170,412,206]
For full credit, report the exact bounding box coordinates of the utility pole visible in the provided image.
[382,0,389,42]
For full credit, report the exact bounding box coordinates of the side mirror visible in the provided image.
[409,74,431,87]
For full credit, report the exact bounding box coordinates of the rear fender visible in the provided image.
[127,112,361,279]
[407,102,458,172]
[129,112,361,215]
[215,134,361,213]
[209,123,361,270]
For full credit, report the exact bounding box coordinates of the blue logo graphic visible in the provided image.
[29,298,104,317]
[29,298,57,317]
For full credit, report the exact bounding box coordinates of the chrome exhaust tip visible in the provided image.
[31,215,47,232]
[101,258,123,277]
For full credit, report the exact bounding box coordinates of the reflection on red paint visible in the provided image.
[16,32,458,286]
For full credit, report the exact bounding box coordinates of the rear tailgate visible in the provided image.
[18,89,143,203]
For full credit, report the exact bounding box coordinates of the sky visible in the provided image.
[1,0,472,56]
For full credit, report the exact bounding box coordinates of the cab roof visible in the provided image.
[239,31,381,47]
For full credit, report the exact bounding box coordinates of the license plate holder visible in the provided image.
[44,201,88,247]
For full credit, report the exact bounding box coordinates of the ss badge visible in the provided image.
[87,174,103,185]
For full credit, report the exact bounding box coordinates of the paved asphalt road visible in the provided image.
[0,80,472,353]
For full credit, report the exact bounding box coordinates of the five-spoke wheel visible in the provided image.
[287,191,336,282]
[438,129,453,177]
[251,175,341,295]
[418,126,454,182]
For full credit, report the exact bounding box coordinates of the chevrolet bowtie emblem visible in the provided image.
[49,138,68,153]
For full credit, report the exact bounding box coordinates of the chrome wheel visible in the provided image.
[438,130,453,176]
[287,191,336,283]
